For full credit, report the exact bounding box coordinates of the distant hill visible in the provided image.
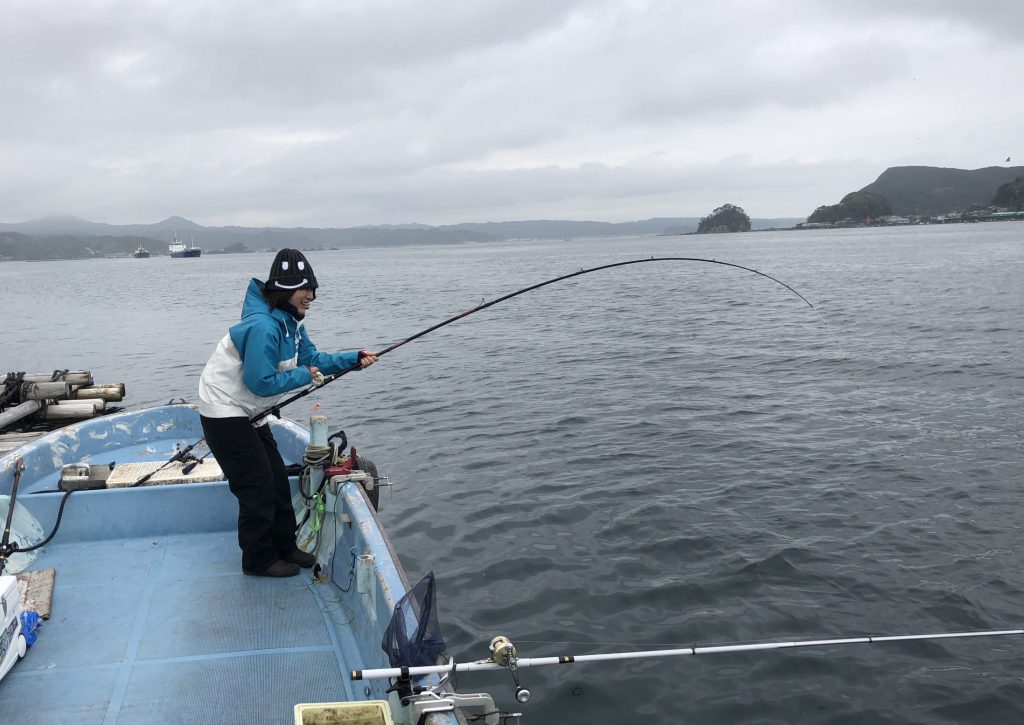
[0,215,802,261]
[859,165,1024,216]
[0,231,164,261]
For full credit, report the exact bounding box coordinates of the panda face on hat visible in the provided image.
[267,248,319,291]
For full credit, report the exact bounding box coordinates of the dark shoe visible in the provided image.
[281,549,316,568]
[244,559,300,577]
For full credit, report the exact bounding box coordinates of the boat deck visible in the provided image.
[0,406,436,725]
[0,472,409,725]
[0,429,48,457]
[3,530,360,724]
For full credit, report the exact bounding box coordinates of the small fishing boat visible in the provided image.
[169,234,202,258]
[132,245,150,258]
[0,405,500,724]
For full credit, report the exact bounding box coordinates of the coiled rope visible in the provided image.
[0,372,28,411]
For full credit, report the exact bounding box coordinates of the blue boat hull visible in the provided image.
[0,405,457,724]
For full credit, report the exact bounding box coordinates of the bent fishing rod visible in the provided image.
[144,256,830,483]
[257,255,828,422]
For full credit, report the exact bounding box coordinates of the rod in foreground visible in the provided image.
[350,628,1024,680]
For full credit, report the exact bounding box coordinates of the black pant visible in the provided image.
[200,415,299,572]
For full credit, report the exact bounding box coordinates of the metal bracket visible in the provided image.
[328,472,365,495]
[329,471,393,496]
[407,691,503,725]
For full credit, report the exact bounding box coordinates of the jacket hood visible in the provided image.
[240,277,301,332]
[241,278,269,319]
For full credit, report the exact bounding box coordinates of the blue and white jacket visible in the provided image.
[198,278,363,422]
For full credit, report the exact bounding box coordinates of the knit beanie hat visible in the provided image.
[266,248,318,291]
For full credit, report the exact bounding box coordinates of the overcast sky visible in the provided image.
[2,1,1021,227]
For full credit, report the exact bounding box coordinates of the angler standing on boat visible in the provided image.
[197,249,378,578]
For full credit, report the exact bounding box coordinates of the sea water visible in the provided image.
[2,222,1024,723]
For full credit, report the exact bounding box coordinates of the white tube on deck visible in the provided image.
[310,414,328,447]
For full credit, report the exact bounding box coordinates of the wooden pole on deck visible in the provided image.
[21,382,77,401]
[38,399,105,420]
[22,382,125,402]
[0,401,43,430]
[18,372,92,385]
[0,370,122,432]
[71,384,125,402]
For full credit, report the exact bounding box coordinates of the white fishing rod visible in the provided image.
[351,629,1024,682]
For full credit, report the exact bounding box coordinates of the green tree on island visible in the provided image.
[696,203,752,233]
[991,176,1024,211]
[808,191,892,224]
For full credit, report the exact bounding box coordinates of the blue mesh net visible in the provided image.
[381,571,447,668]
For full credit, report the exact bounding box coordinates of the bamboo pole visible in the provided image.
[0,401,43,431]
[38,399,105,420]
[20,382,124,401]
[0,371,118,430]
[71,384,125,402]
[17,372,92,385]
[21,382,77,401]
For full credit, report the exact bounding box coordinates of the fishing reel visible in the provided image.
[490,635,531,704]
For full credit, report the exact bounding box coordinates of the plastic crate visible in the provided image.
[293,701,395,725]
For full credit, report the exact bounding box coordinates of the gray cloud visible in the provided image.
[1,0,1020,226]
